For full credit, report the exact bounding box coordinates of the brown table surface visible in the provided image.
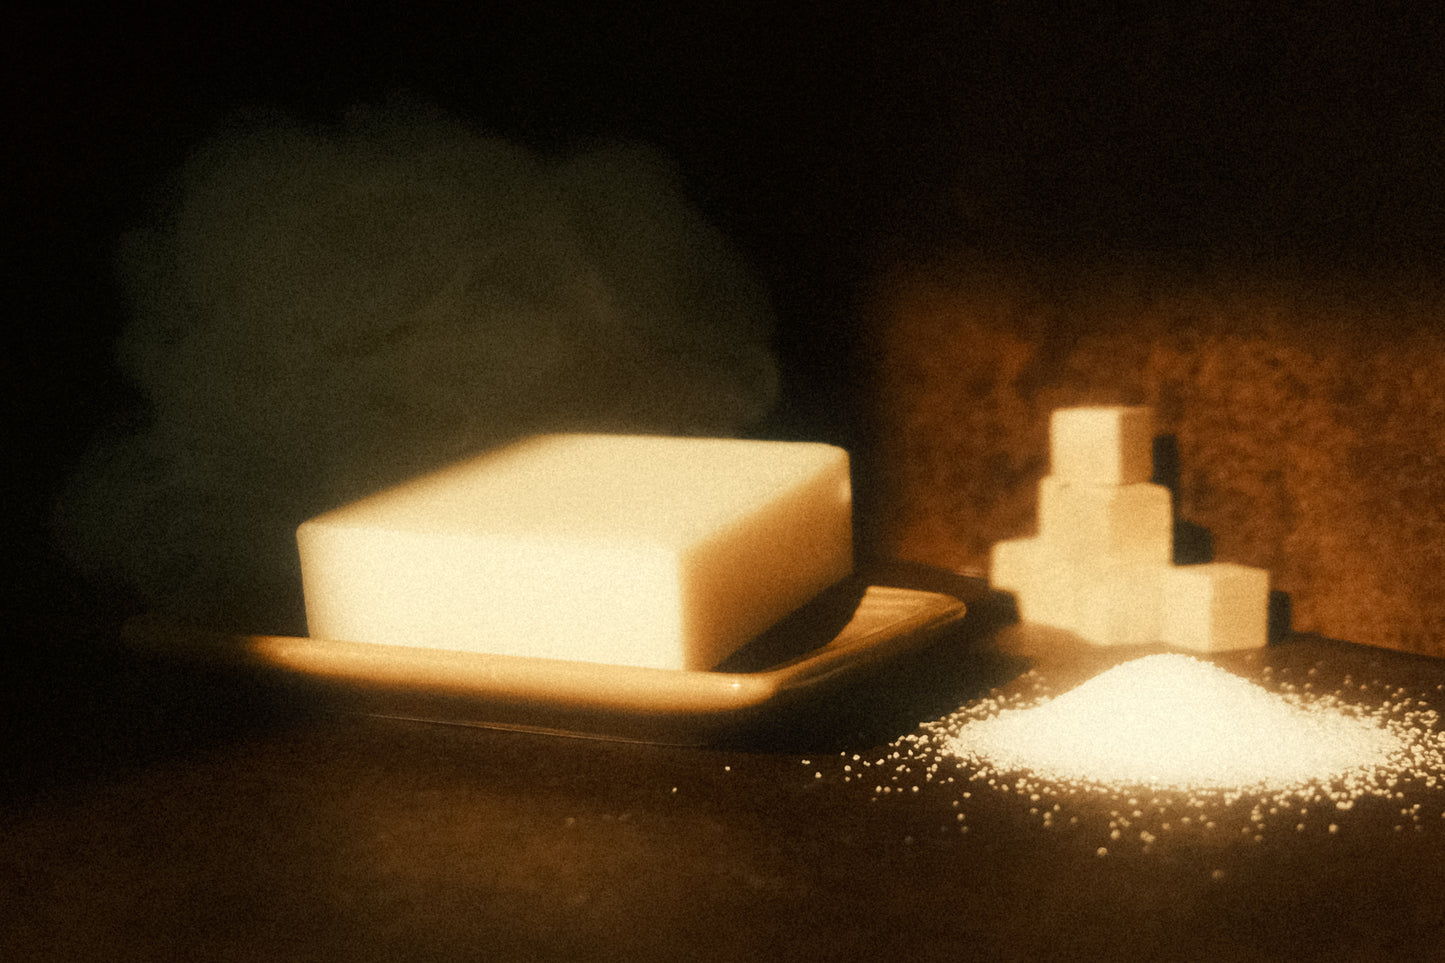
[5,569,1445,962]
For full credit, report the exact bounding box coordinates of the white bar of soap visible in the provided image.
[297,434,853,670]
[1160,563,1270,652]
[1049,406,1154,485]
[1038,476,1173,563]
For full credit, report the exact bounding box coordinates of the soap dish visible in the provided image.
[122,575,967,745]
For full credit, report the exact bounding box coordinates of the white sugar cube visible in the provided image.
[1073,562,1168,646]
[1160,563,1269,652]
[994,539,1171,645]
[1050,406,1154,485]
[989,535,1039,594]
[992,405,1271,653]
[1038,477,1173,563]
[990,537,1078,629]
[297,434,853,671]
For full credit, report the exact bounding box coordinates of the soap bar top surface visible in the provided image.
[311,433,847,545]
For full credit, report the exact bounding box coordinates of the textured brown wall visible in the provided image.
[862,259,1445,657]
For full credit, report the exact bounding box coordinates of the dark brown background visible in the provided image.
[9,3,1445,959]
[11,3,1445,648]
[16,3,1445,615]
[863,260,1445,655]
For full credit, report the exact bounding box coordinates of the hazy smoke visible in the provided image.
[57,102,779,630]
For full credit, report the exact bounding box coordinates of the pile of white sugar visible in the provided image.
[945,654,1398,792]
[837,652,1445,855]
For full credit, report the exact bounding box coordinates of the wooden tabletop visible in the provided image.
[5,572,1445,962]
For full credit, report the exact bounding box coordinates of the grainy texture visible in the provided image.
[863,259,1445,657]
[7,590,1445,963]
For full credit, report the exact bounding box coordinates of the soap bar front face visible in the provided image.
[297,434,853,670]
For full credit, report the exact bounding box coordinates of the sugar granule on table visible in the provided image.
[839,654,1445,854]
[947,654,1397,792]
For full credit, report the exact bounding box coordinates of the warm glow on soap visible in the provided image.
[297,434,852,670]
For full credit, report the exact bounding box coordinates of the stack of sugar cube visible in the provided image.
[990,406,1269,651]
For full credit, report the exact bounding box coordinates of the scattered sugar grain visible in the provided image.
[859,653,1445,855]
[947,655,1397,791]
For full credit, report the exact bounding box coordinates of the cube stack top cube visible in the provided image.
[1050,406,1155,485]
